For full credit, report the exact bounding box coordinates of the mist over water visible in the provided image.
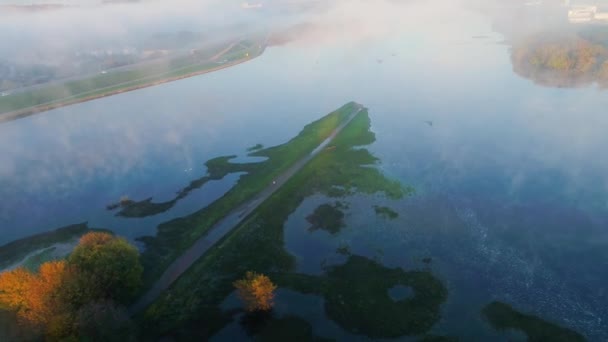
[1,0,608,340]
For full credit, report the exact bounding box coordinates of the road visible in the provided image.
[129,104,363,315]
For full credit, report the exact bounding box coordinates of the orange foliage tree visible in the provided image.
[0,232,142,340]
[0,267,35,313]
[233,271,277,312]
[0,261,68,332]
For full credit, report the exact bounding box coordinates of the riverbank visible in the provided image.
[0,39,265,123]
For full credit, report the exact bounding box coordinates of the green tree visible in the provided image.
[65,232,143,306]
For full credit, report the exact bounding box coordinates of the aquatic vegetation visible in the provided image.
[275,255,447,338]
[138,104,414,339]
[306,202,346,235]
[482,301,585,342]
[373,205,399,220]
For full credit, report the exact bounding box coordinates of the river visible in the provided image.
[1,0,607,340]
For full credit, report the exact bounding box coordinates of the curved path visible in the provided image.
[130,104,363,315]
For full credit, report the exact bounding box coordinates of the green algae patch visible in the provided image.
[482,301,585,342]
[137,104,413,339]
[275,255,447,338]
[373,205,399,220]
[307,202,346,235]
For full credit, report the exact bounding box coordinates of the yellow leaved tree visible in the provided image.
[233,271,277,312]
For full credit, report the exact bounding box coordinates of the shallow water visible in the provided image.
[1,0,607,340]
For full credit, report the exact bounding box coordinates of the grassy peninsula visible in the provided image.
[137,104,432,340]
[137,102,365,287]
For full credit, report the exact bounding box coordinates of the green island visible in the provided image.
[482,301,586,342]
[274,255,447,338]
[0,36,266,122]
[136,103,433,340]
[373,205,399,220]
[511,29,608,88]
[0,223,110,270]
[306,202,347,235]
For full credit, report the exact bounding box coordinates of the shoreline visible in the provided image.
[0,52,261,124]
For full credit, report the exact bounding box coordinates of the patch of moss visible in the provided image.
[274,255,447,338]
[0,223,109,270]
[373,205,398,220]
[482,301,585,342]
[138,104,412,339]
[307,202,346,235]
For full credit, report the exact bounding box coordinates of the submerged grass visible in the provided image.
[306,202,346,235]
[274,255,447,338]
[482,301,585,342]
[373,205,399,220]
[138,104,425,340]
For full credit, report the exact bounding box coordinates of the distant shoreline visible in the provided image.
[0,52,261,124]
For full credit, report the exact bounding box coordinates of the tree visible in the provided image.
[66,232,143,306]
[22,261,68,328]
[0,267,35,313]
[75,300,136,342]
[0,232,143,341]
[234,272,277,312]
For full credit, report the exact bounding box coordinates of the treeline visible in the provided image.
[511,31,608,87]
[0,232,142,341]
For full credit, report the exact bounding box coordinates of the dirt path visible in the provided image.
[129,104,363,315]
